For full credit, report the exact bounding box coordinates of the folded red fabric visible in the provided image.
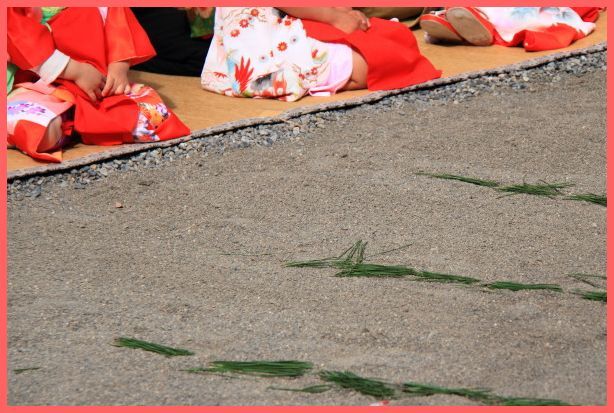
[303,17,442,91]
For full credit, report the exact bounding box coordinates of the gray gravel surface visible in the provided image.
[7,55,606,406]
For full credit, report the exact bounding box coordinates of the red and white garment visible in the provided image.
[480,7,601,51]
[202,7,441,102]
[7,7,189,162]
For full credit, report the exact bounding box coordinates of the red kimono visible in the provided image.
[7,7,189,162]
[303,17,441,91]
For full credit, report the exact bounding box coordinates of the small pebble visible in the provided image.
[29,187,42,198]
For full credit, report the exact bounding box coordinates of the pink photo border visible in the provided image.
[1,1,610,411]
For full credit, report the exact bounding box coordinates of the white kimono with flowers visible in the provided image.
[478,7,595,43]
[201,7,334,102]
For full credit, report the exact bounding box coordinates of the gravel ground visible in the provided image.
[7,52,606,406]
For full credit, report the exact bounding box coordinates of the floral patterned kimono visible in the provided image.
[479,7,600,51]
[7,7,189,162]
[202,8,335,101]
[202,7,441,102]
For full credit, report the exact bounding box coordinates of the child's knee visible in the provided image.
[344,50,368,90]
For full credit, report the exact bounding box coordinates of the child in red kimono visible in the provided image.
[7,7,189,162]
[419,7,602,51]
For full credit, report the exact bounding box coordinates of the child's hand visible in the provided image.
[102,61,130,97]
[331,9,370,33]
[61,59,105,101]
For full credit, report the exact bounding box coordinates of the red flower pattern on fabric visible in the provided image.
[277,42,288,51]
[234,57,254,92]
[273,75,288,95]
[239,19,249,28]
[230,29,240,37]
[250,9,259,16]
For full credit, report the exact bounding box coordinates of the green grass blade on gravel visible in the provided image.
[572,290,606,302]
[568,273,606,288]
[416,172,500,188]
[484,281,562,292]
[320,371,396,399]
[269,384,333,393]
[367,242,413,259]
[14,367,41,374]
[496,182,573,198]
[402,382,570,406]
[335,263,417,278]
[495,397,572,406]
[402,382,493,401]
[565,193,606,206]
[113,337,194,357]
[415,271,481,285]
[286,241,367,269]
[190,361,313,377]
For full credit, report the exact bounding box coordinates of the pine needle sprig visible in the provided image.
[484,282,562,292]
[568,273,606,289]
[335,265,481,285]
[367,242,413,259]
[416,172,601,207]
[415,271,481,285]
[402,382,492,400]
[287,242,479,283]
[286,241,367,269]
[416,172,500,188]
[565,193,606,206]
[113,337,194,357]
[335,263,417,278]
[319,370,397,399]
[572,290,606,302]
[180,358,572,405]
[286,242,604,303]
[496,182,573,198]
[402,382,570,405]
[494,396,572,406]
[14,367,41,374]
[269,384,332,393]
[188,361,313,377]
